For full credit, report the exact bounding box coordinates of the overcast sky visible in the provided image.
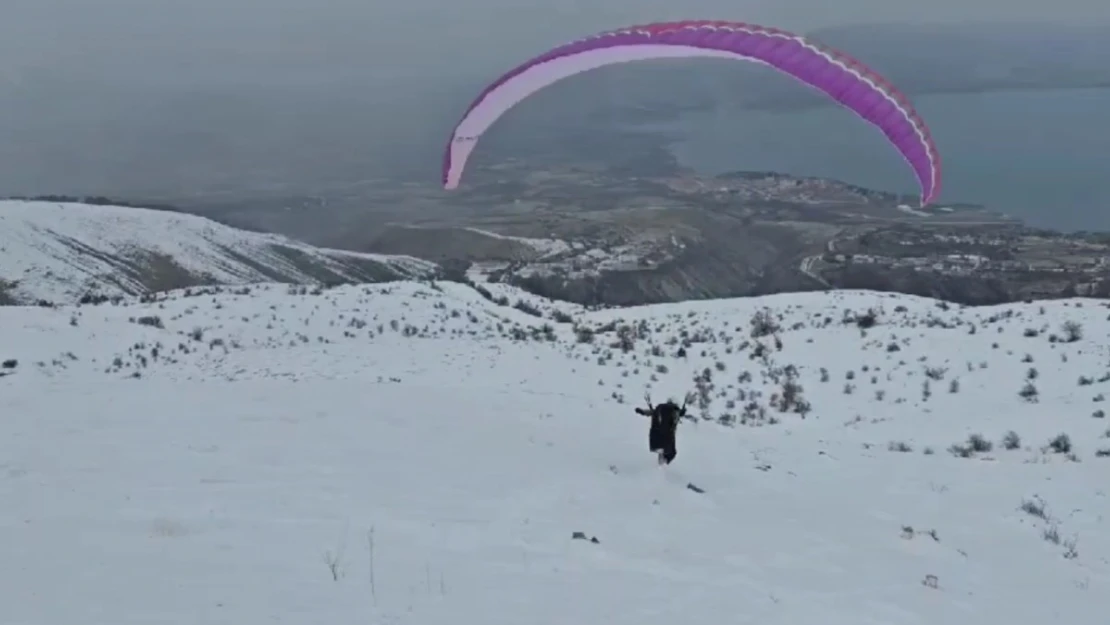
[3,0,1108,85]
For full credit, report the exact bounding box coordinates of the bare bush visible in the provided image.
[750,309,779,338]
[1062,320,1083,343]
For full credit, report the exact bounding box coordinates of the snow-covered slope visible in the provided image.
[0,200,436,304]
[462,226,572,257]
[3,282,1109,624]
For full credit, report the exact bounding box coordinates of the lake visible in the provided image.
[641,88,1110,232]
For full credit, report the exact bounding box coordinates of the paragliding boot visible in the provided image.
[657,444,676,465]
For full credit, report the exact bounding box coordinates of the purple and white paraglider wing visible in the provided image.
[444,20,941,207]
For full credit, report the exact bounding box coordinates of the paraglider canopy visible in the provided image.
[443,20,941,206]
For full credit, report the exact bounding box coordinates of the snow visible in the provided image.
[460,228,675,282]
[462,227,571,258]
[896,204,930,217]
[458,274,590,320]
[468,239,675,284]
[0,200,435,303]
[3,281,1110,624]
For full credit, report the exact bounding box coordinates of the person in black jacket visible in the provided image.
[634,393,690,465]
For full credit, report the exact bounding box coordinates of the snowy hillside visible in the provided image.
[0,200,436,304]
[3,281,1109,624]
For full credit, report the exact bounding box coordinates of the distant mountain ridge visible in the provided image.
[5,165,1106,311]
[0,199,436,305]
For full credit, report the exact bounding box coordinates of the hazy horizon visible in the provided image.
[5,1,1109,84]
[3,1,1110,230]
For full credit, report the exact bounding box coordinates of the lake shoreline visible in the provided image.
[626,88,1110,232]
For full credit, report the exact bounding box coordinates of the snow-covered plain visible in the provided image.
[4,281,1110,624]
[0,200,435,303]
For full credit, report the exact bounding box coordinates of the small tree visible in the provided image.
[750,309,779,338]
[1019,381,1039,402]
[615,325,635,353]
[1062,321,1083,343]
[693,367,714,419]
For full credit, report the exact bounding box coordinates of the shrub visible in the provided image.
[1047,433,1071,454]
